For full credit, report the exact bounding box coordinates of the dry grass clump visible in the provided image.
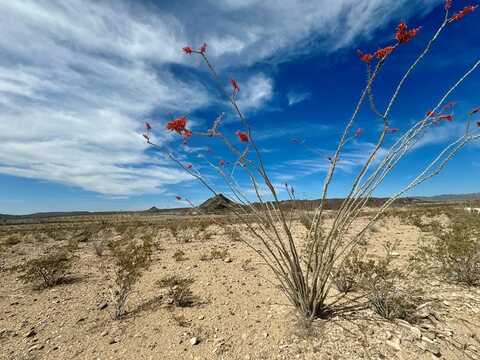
[368,281,422,322]
[200,247,229,261]
[108,238,153,319]
[3,235,21,246]
[93,241,104,257]
[18,251,73,288]
[412,216,480,286]
[157,275,196,307]
[224,226,242,242]
[332,241,423,322]
[172,249,188,262]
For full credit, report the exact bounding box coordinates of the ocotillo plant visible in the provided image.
[144,1,480,319]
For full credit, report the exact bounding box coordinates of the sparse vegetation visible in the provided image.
[412,216,480,286]
[18,251,73,288]
[172,249,187,261]
[109,237,153,319]
[200,247,229,261]
[157,275,196,307]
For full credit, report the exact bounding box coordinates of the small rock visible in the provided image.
[100,330,108,337]
[419,339,441,357]
[98,302,108,310]
[28,344,43,352]
[198,315,205,320]
[385,331,393,340]
[224,257,232,263]
[386,338,401,352]
[109,337,120,344]
[263,332,269,338]
[25,329,36,338]
[190,337,200,346]
[390,251,400,257]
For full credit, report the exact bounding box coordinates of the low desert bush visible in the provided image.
[3,235,20,246]
[18,251,72,288]
[200,247,229,261]
[157,275,196,307]
[109,238,153,319]
[172,249,187,261]
[368,281,422,322]
[224,226,242,242]
[412,219,480,286]
[299,213,313,231]
[93,241,104,257]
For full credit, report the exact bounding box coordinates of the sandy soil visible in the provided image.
[0,211,479,360]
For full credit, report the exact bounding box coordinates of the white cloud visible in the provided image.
[0,0,207,196]
[287,91,311,106]
[0,0,441,196]
[273,141,388,181]
[236,73,273,111]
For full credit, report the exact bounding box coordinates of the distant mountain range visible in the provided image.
[1,192,479,220]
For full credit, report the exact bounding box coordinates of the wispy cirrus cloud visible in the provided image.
[287,91,311,106]
[0,0,441,197]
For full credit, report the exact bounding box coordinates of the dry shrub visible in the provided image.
[224,226,242,242]
[93,241,104,257]
[109,238,152,319]
[172,249,187,262]
[200,247,229,261]
[412,217,480,286]
[333,242,422,321]
[157,275,196,307]
[18,251,72,288]
[3,235,20,246]
[299,213,313,231]
[368,281,422,322]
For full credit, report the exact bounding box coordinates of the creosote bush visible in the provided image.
[18,251,72,288]
[109,238,152,319]
[172,249,187,261]
[156,275,196,307]
[412,217,480,286]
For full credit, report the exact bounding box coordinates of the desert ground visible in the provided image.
[1,205,479,360]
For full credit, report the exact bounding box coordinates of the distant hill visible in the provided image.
[1,192,479,220]
[417,193,480,202]
[199,194,234,212]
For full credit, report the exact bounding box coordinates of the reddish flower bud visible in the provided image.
[477,121,480,128]
[395,22,421,44]
[442,101,457,111]
[185,163,192,169]
[182,46,193,55]
[357,50,373,63]
[374,45,396,59]
[439,114,454,122]
[385,127,399,134]
[199,43,207,54]
[175,196,182,200]
[450,5,478,22]
[166,116,192,138]
[426,111,436,118]
[355,128,364,137]
[236,130,249,142]
[145,122,152,130]
[230,79,240,93]
[445,0,452,11]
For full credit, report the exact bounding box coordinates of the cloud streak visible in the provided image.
[0,0,441,196]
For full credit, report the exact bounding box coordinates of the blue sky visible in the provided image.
[1,0,479,214]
